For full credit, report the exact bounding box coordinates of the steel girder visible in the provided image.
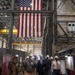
[54,0,75,44]
[0,10,53,13]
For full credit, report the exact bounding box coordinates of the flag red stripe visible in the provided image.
[25,8,28,37]
[38,0,42,37]
[23,7,26,37]
[27,8,29,37]
[37,0,39,37]
[34,0,38,37]
[19,7,23,37]
[33,0,35,37]
[31,0,34,37]
[21,7,24,36]
[27,8,31,37]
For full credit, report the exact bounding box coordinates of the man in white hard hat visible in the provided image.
[52,56,61,75]
[50,56,53,60]
[46,55,49,58]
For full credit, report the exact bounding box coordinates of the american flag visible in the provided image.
[18,0,42,37]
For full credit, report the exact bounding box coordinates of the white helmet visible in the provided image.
[54,55,58,59]
[26,56,29,59]
[46,55,49,58]
[15,54,19,57]
[50,56,53,59]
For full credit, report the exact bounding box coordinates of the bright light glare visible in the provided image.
[31,3,33,6]
[16,54,19,57]
[65,55,68,58]
[32,56,34,59]
[4,26,6,28]
[5,15,7,17]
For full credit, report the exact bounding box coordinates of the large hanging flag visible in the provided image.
[18,0,42,37]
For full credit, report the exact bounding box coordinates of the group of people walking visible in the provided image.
[23,54,61,75]
[0,54,61,75]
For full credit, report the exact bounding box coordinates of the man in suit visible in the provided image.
[36,55,44,75]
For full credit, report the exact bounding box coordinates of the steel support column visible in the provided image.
[47,0,53,56]
[42,17,47,56]
[42,0,50,56]
[54,0,57,44]
[42,0,53,56]
[46,16,53,56]
[8,0,15,55]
